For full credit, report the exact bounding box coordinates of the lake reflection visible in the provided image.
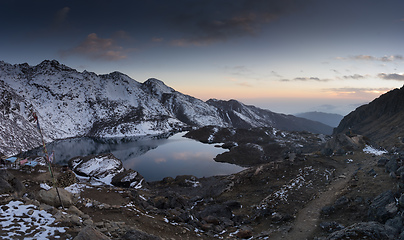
[23,132,244,181]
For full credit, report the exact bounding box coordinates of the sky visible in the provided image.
[1,0,404,115]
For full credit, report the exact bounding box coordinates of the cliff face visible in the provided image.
[334,85,404,150]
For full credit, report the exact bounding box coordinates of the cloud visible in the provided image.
[378,73,404,80]
[337,55,404,62]
[281,77,330,82]
[323,87,391,96]
[168,0,307,46]
[151,37,164,43]
[53,7,70,28]
[227,77,253,87]
[61,33,130,60]
[343,74,365,79]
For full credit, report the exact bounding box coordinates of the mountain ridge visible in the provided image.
[334,85,404,150]
[295,111,344,128]
[1,60,332,156]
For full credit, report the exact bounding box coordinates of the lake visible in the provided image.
[23,132,245,181]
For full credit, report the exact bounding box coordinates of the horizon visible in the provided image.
[1,0,403,116]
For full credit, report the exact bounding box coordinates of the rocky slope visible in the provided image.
[334,85,404,151]
[0,60,331,156]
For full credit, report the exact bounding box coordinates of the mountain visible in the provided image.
[0,60,332,156]
[334,85,404,150]
[295,111,344,127]
[206,99,333,134]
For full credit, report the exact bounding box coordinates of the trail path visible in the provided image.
[270,158,361,240]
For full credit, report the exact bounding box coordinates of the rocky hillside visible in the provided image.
[334,85,404,151]
[0,60,331,156]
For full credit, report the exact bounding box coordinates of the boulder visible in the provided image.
[385,215,403,236]
[73,226,110,240]
[327,221,393,240]
[368,190,396,223]
[68,153,124,184]
[0,169,25,194]
[37,187,76,207]
[385,159,398,174]
[320,221,345,233]
[111,169,145,189]
[198,204,233,220]
[57,170,77,188]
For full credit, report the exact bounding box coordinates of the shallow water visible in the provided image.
[23,132,244,181]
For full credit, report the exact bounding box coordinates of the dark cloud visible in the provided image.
[61,33,131,61]
[53,7,70,28]
[378,73,404,80]
[165,0,308,45]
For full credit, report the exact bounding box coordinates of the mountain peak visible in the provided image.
[36,59,73,72]
[141,78,175,96]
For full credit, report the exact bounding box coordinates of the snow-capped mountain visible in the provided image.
[0,60,331,156]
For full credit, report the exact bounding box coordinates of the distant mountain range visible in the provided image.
[295,112,344,128]
[0,60,332,156]
[334,85,404,151]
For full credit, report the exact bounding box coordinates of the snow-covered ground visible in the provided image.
[0,199,67,239]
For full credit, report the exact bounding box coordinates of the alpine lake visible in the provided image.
[22,132,245,181]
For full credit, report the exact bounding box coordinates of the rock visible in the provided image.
[151,196,169,209]
[122,229,161,240]
[236,229,253,239]
[320,221,344,233]
[198,204,233,220]
[0,177,13,194]
[327,221,392,240]
[111,169,145,189]
[224,200,242,210]
[68,205,84,217]
[37,187,76,207]
[57,170,77,187]
[321,206,335,216]
[385,159,398,174]
[203,215,220,225]
[174,175,200,187]
[0,170,25,194]
[334,196,349,208]
[73,226,110,240]
[397,166,404,176]
[83,219,94,226]
[385,215,403,236]
[378,157,389,167]
[368,190,396,223]
[69,153,124,184]
[399,194,404,208]
[368,169,377,177]
[70,215,82,226]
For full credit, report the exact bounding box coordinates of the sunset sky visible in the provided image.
[1,0,403,115]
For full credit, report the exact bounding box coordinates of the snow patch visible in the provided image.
[363,145,387,156]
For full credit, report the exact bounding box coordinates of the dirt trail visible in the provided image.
[270,159,359,240]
